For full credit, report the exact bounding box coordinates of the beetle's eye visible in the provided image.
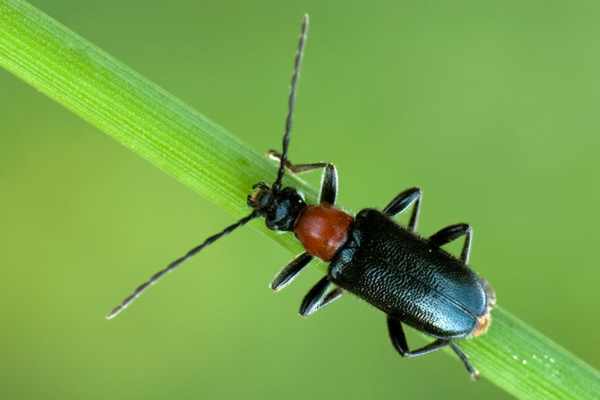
[248,184,272,210]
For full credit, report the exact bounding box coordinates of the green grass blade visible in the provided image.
[0,0,598,398]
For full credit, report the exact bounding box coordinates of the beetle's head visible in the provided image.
[247,182,306,231]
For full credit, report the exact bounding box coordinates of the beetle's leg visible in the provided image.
[267,150,331,174]
[320,287,343,308]
[268,150,338,204]
[318,163,338,204]
[387,315,450,356]
[382,187,422,231]
[271,252,313,291]
[429,223,473,264]
[302,287,344,317]
[268,150,329,173]
[449,342,480,380]
[299,276,334,316]
[387,316,479,379]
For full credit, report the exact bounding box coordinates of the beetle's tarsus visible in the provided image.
[449,341,479,379]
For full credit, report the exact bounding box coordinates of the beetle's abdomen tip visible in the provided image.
[472,278,496,337]
[472,312,492,337]
[482,278,497,309]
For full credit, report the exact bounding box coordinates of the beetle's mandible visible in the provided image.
[107,14,496,380]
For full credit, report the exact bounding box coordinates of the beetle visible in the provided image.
[107,14,496,379]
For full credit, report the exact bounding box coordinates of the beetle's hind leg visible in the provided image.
[429,223,473,264]
[299,276,343,316]
[449,342,480,380]
[267,150,338,204]
[386,315,479,379]
[387,315,450,357]
[382,187,422,231]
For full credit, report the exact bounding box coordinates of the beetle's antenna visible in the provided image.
[273,14,309,191]
[106,211,258,320]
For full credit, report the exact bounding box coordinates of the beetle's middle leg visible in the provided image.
[271,252,314,291]
[449,342,480,379]
[387,315,479,379]
[268,150,338,204]
[429,223,473,264]
[299,276,343,316]
[382,187,422,231]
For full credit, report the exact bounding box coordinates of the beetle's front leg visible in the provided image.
[268,149,330,174]
[267,150,338,204]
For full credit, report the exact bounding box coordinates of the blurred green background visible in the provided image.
[2,1,600,399]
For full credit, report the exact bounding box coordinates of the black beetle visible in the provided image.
[107,14,496,379]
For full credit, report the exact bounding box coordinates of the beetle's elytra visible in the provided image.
[107,14,496,380]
